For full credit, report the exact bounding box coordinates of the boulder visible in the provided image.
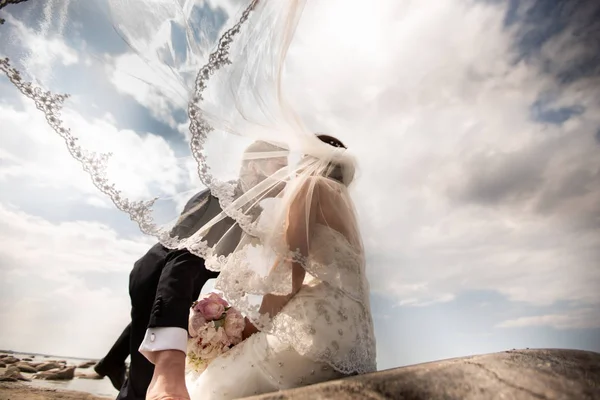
[76,371,103,379]
[47,359,67,365]
[77,360,97,368]
[35,366,76,381]
[247,349,600,400]
[1,356,19,364]
[0,362,6,368]
[0,365,31,382]
[15,362,38,373]
[22,357,33,361]
[36,362,65,371]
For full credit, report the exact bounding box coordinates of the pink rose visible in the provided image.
[194,293,229,321]
[223,308,245,341]
[188,310,207,338]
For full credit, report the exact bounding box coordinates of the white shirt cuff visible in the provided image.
[138,327,188,364]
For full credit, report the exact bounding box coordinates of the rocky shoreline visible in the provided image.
[0,353,114,399]
[3,349,599,399]
[0,353,101,382]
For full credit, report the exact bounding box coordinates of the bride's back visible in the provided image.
[311,177,363,252]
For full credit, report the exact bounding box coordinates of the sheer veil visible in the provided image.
[1,0,376,374]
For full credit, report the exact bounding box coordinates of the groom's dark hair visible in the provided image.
[315,134,348,184]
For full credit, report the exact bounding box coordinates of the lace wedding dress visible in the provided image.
[186,186,376,400]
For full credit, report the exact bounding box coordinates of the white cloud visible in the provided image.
[397,294,456,308]
[0,200,218,357]
[0,101,94,196]
[0,203,153,274]
[103,0,270,130]
[0,95,190,202]
[202,0,246,18]
[107,52,189,129]
[280,0,600,308]
[497,308,600,330]
[0,282,130,358]
[103,0,226,130]
[3,12,78,84]
[0,202,153,357]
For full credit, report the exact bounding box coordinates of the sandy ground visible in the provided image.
[0,382,111,400]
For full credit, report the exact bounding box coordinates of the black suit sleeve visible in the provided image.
[147,187,238,330]
[148,249,219,329]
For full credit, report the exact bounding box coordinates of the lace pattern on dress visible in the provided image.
[211,225,377,375]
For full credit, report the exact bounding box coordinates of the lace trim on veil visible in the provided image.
[187,0,264,236]
[0,0,260,246]
[0,0,377,375]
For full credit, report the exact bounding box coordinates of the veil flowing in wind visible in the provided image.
[0,0,376,375]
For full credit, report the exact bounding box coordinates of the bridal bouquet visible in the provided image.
[186,292,246,373]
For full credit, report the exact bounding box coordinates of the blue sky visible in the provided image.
[0,0,599,374]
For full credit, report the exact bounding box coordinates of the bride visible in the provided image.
[0,0,377,398]
[141,132,376,400]
[178,133,376,399]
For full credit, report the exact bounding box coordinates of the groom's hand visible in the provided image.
[146,350,190,400]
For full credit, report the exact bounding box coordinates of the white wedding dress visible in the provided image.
[185,222,377,400]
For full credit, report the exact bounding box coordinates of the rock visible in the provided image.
[15,362,38,373]
[35,366,76,381]
[0,365,31,382]
[77,360,97,369]
[0,354,8,359]
[0,362,6,368]
[1,356,19,364]
[36,362,65,371]
[248,349,600,400]
[22,357,33,361]
[47,359,67,365]
[76,371,103,379]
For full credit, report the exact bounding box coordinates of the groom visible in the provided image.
[95,188,223,400]
[94,141,288,400]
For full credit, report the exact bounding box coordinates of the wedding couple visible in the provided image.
[95,135,377,400]
[1,1,376,398]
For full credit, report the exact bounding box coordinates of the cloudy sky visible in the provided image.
[0,0,599,374]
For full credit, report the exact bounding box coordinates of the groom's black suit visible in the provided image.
[96,189,239,400]
[121,242,218,400]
